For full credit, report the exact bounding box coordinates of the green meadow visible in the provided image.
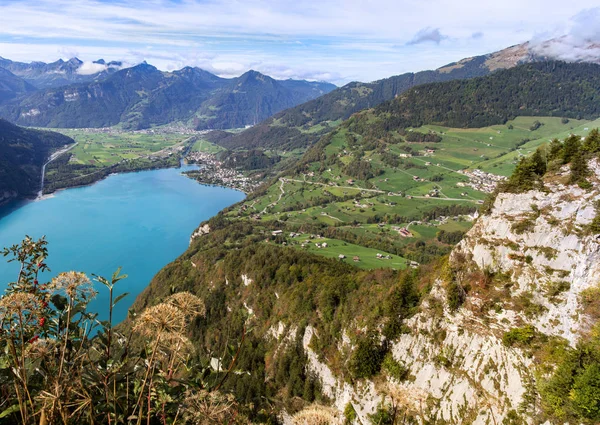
[53,129,189,166]
[230,116,598,268]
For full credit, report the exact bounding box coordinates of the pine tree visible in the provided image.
[548,138,563,162]
[530,148,547,176]
[563,135,582,164]
[583,129,600,154]
[570,149,589,185]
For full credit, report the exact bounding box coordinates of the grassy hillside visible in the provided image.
[224,116,591,267]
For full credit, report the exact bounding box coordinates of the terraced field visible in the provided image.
[228,116,598,269]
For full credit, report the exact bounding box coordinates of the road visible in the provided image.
[38,142,78,198]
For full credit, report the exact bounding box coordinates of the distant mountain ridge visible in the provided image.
[214,40,600,151]
[0,56,122,89]
[0,67,37,104]
[0,61,336,130]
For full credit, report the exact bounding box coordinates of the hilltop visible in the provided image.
[212,41,599,153]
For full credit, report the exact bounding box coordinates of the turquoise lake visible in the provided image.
[0,165,245,324]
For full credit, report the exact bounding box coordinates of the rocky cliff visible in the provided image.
[284,159,600,424]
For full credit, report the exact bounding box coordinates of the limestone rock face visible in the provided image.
[454,159,600,344]
[189,223,210,244]
[288,160,600,424]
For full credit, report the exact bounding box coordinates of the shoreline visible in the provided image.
[0,164,247,223]
[41,156,182,196]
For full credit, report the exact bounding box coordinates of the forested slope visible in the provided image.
[0,119,73,204]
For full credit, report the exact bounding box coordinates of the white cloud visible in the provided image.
[0,1,599,83]
[529,7,600,63]
[77,61,108,75]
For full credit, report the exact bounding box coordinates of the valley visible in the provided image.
[223,116,595,268]
[36,127,232,194]
[1,24,600,423]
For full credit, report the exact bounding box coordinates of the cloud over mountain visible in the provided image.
[407,27,447,45]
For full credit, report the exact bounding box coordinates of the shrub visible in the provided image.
[446,280,467,311]
[511,218,536,235]
[382,352,409,381]
[349,335,387,379]
[546,281,571,298]
[368,405,394,425]
[589,201,600,235]
[344,402,357,424]
[503,325,536,347]
[530,120,543,131]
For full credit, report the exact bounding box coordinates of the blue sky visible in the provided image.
[0,0,599,85]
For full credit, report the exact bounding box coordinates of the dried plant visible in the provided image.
[292,404,341,425]
[181,390,239,424]
[0,236,248,425]
[166,291,206,320]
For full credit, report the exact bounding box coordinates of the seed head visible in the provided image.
[181,390,238,425]
[0,292,42,325]
[292,404,341,425]
[133,303,186,339]
[166,292,206,319]
[48,271,96,300]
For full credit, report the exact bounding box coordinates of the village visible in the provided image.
[67,126,209,137]
[457,168,507,193]
[185,151,259,193]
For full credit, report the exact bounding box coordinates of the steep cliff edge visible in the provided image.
[291,158,600,424]
[130,136,600,424]
[453,160,600,344]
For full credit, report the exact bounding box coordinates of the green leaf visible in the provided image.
[112,292,129,308]
[0,404,20,419]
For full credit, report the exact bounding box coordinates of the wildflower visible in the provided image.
[166,292,206,320]
[48,271,96,300]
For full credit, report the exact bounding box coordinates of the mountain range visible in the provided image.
[0,59,336,130]
[0,56,122,89]
[213,41,600,151]
[3,34,600,425]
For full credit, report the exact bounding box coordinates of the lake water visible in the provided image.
[0,165,245,324]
